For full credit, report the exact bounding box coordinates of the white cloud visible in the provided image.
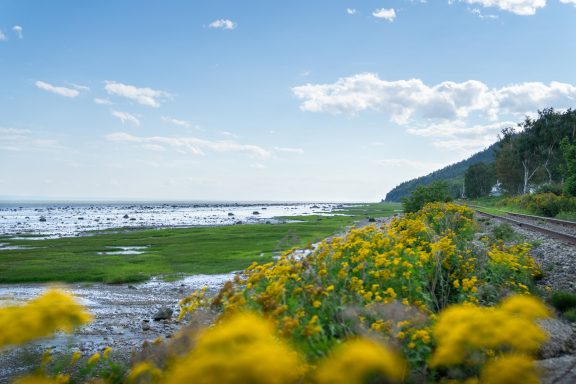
[220,131,239,139]
[106,132,271,158]
[408,120,514,154]
[0,30,6,41]
[293,73,576,124]
[162,116,192,128]
[104,81,170,108]
[0,128,60,151]
[560,0,576,4]
[432,136,497,154]
[469,7,499,19]
[407,120,516,138]
[94,98,113,105]
[0,127,31,138]
[273,146,305,154]
[69,83,90,91]
[346,8,357,15]
[373,8,396,21]
[111,111,141,126]
[13,25,23,39]
[208,19,237,30]
[35,81,80,98]
[461,0,546,15]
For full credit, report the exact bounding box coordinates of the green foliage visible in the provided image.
[550,290,576,313]
[498,193,576,217]
[491,223,516,242]
[390,108,576,202]
[555,211,576,221]
[560,137,576,196]
[535,183,563,195]
[402,181,452,213]
[563,309,576,322]
[384,143,498,202]
[465,162,496,198]
[495,109,576,195]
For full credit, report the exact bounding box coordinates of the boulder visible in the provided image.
[538,318,576,359]
[537,355,576,384]
[153,306,173,321]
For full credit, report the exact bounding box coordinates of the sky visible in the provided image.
[1,0,576,202]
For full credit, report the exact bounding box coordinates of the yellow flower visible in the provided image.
[87,352,100,366]
[315,338,406,384]
[69,351,82,366]
[313,300,322,309]
[127,361,162,382]
[0,289,92,349]
[304,315,322,336]
[431,295,549,367]
[13,375,68,384]
[103,346,112,360]
[480,354,540,384]
[500,295,550,320]
[165,312,303,384]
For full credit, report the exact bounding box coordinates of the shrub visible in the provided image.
[491,223,516,241]
[402,181,453,213]
[563,309,576,322]
[535,183,563,196]
[499,193,576,217]
[550,290,576,312]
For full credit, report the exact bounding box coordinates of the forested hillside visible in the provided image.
[386,108,576,202]
[384,143,498,202]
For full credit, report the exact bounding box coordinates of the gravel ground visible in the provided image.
[507,213,576,238]
[478,213,576,291]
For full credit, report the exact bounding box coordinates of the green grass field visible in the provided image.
[0,203,401,284]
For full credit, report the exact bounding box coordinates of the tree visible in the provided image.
[495,128,524,195]
[464,163,496,198]
[560,137,576,196]
[402,181,452,213]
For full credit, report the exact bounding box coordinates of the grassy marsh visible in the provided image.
[0,203,401,284]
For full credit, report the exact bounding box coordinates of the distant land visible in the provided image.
[384,142,499,202]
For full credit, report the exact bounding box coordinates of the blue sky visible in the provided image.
[1,0,576,202]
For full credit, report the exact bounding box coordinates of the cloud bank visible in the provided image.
[106,132,271,158]
[293,73,576,124]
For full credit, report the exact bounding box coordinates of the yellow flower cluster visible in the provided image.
[431,295,549,382]
[179,203,541,366]
[0,289,92,349]
[314,338,406,384]
[165,312,304,384]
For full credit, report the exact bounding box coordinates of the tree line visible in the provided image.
[465,108,576,198]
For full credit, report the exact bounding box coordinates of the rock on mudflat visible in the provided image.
[153,306,173,321]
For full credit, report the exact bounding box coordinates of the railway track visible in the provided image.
[468,205,576,245]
